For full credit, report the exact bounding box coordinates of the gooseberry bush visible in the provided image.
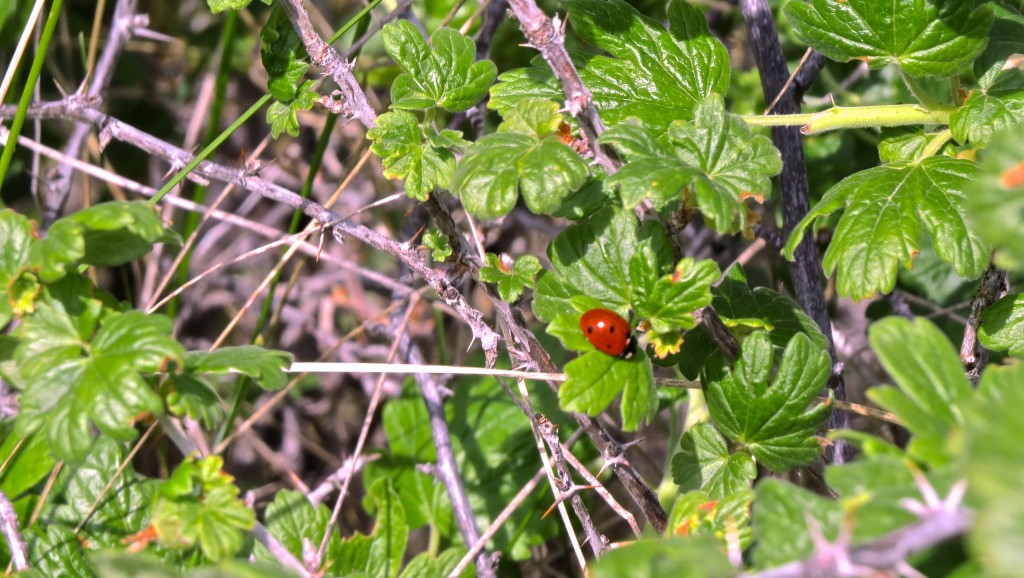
[0,0,1022,576]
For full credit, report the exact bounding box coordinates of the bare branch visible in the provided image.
[960,264,1007,385]
[0,490,29,571]
[276,0,378,129]
[505,0,616,174]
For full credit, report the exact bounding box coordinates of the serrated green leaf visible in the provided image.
[27,525,93,578]
[399,548,471,578]
[383,21,496,112]
[964,361,1024,577]
[266,101,298,139]
[547,207,670,309]
[966,130,1024,271]
[785,157,990,300]
[979,292,1024,356]
[558,0,730,133]
[260,5,309,101]
[368,111,460,201]
[704,332,831,471]
[257,490,342,567]
[975,9,1024,94]
[422,229,452,262]
[15,303,181,462]
[152,455,255,561]
[867,317,972,466]
[633,258,719,334]
[72,201,179,267]
[590,535,735,578]
[185,345,292,391]
[951,92,1024,147]
[784,0,993,78]
[54,437,152,540]
[671,423,755,499]
[602,95,781,233]
[560,350,656,431]
[478,254,541,302]
[452,132,589,219]
[752,479,842,569]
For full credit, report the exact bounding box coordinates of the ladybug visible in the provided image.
[580,308,636,358]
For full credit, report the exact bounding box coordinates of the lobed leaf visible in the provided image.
[785,157,989,300]
[784,0,993,78]
[368,111,464,201]
[979,292,1024,357]
[703,332,831,471]
[671,423,755,499]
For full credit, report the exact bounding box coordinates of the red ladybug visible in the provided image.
[580,308,636,358]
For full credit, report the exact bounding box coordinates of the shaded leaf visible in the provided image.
[671,423,755,499]
[979,292,1024,356]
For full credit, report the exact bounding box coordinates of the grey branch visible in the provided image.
[42,0,139,227]
[0,490,29,571]
[506,0,616,174]
[276,0,378,129]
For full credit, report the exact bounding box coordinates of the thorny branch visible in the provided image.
[42,0,139,227]
[505,0,617,174]
[0,490,29,571]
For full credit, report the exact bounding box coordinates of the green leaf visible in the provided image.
[546,207,671,309]
[422,229,452,262]
[966,130,1024,271]
[671,423,755,499]
[784,157,990,300]
[166,374,224,429]
[975,8,1024,94]
[549,0,729,133]
[532,270,575,323]
[0,430,54,498]
[950,92,1024,147]
[590,535,735,578]
[260,5,309,101]
[979,292,1024,356]
[368,111,464,201]
[267,101,299,139]
[152,455,256,561]
[15,301,182,462]
[478,253,541,303]
[53,437,152,540]
[399,548,471,578]
[964,361,1024,577]
[666,489,754,550]
[602,95,781,233]
[184,345,293,390]
[208,0,252,13]
[784,0,994,78]
[0,209,34,326]
[257,490,342,567]
[704,332,831,471]
[497,98,564,138]
[867,317,972,466]
[752,479,842,569]
[560,350,656,431]
[632,257,719,335]
[27,525,93,578]
[452,132,589,219]
[364,478,409,578]
[382,21,496,112]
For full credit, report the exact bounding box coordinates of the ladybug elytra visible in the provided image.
[580,308,636,358]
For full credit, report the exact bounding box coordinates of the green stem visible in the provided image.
[149,93,271,206]
[901,70,943,110]
[740,104,950,135]
[918,128,954,161]
[0,0,65,201]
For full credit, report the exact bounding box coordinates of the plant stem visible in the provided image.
[0,0,64,199]
[919,128,954,160]
[740,104,950,135]
[901,69,944,110]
